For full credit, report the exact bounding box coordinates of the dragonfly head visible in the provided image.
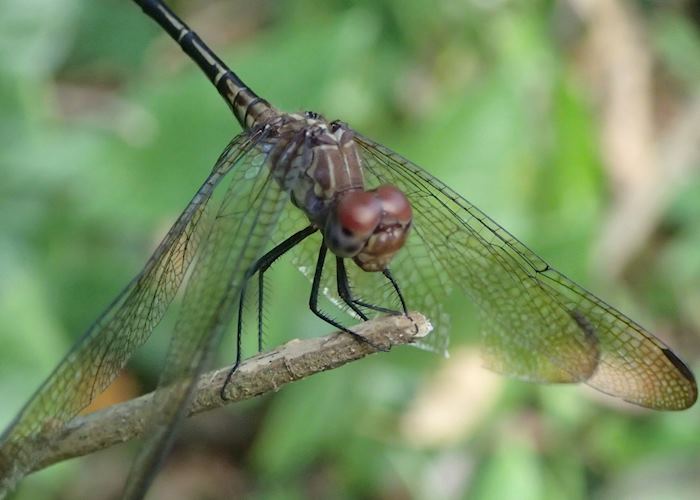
[324,185,412,272]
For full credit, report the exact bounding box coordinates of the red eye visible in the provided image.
[375,185,412,224]
[336,191,382,236]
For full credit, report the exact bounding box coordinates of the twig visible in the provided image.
[30,313,431,474]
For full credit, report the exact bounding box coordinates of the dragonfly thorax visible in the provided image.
[263,112,413,271]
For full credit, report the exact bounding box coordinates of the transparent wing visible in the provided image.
[351,134,697,410]
[122,131,289,498]
[0,132,256,491]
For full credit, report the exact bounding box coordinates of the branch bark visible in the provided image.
[31,313,431,474]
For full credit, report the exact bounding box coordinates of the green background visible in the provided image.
[1,0,700,498]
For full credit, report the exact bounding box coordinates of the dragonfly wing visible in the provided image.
[0,132,258,492]
[122,130,288,498]
[353,134,697,410]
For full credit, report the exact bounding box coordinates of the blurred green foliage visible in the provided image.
[1,0,700,499]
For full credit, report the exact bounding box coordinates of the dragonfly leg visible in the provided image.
[336,258,402,316]
[257,270,264,352]
[337,261,407,317]
[335,257,369,321]
[310,244,389,351]
[220,225,317,400]
[381,267,408,316]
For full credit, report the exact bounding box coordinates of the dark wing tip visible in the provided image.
[662,347,698,408]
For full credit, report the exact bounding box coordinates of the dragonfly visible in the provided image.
[1,0,697,498]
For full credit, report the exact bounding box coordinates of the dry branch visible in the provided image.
[31,313,431,474]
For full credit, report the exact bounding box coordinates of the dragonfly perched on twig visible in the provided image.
[1,0,696,498]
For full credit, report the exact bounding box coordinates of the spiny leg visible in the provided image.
[382,267,408,316]
[310,244,388,351]
[220,225,317,400]
[257,269,264,352]
[335,256,368,321]
[336,258,407,316]
[379,267,418,334]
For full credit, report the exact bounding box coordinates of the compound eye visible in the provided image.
[374,185,412,224]
[336,191,382,238]
[325,191,382,257]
